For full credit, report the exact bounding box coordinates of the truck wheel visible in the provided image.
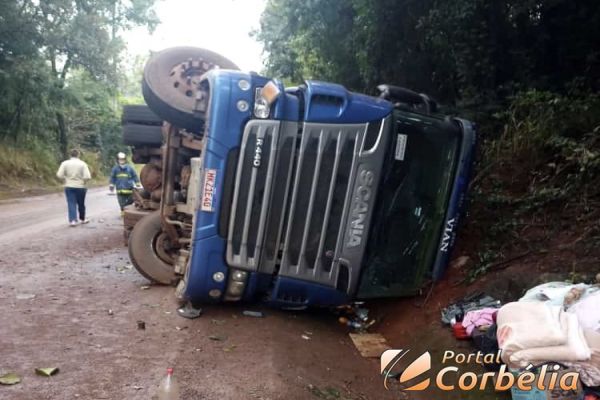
[142,47,239,132]
[122,124,163,147]
[128,211,178,285]
[122,105,163,126]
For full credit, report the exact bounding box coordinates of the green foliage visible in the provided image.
[257,0,600,102]
[0,0,158,189]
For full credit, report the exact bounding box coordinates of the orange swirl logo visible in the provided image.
[381,350,431,391]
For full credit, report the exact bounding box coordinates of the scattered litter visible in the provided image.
[175,326,188,331]
[164,311,171,315]
[336,303,376,332]
[35,367,59,377]
[133,385,143,390]
[136,320,146,330]
[441,292,501,325]
[0,372,20,385]
[349,333,391,358]
[116,264,133,273]
[223,345,237,352]
[16,293,36,300]
[208,335,226,341]
[140,285,150,290]
[301,334,311,340]
[107,309,113,316]
[242,310,265,318]
[177,304,202,319]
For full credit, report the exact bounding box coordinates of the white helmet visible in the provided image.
[117,152,126,160]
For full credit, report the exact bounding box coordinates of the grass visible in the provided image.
[0,143,107,200]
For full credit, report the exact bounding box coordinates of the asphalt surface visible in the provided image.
[0,189,396,399]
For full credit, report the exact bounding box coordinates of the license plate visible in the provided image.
[201,169,217,212]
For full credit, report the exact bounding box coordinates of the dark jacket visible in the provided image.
[110,164,139,194]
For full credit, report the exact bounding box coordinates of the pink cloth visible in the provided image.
[463,308,498,336]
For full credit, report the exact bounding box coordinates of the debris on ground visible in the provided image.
[136,320,145,330]
[242,310,265,318]
[175,326,188,331]
[301,334,311,340]
[177,303,202,319]
[116,264,133,273]
[208,334,226,341]
[0,372,21,385]
[35,367,59,377]
[348,333,391,358]
[335,302,376,332]
[223,344,237,352]
[140,285,150,290]
[441,292,501,325]
[441,278,600,392]
[107,309,113,316]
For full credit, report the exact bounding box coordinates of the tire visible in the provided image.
[122,105,163,126]
[122,124,163,146]
[142,47,239,132]
[128,211,178,285]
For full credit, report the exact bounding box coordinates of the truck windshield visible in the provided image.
[358,111,460,298]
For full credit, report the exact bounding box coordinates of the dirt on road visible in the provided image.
[0,189,397,400]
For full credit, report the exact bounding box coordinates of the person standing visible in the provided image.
[56,149,92,227]
[109,152,141,215]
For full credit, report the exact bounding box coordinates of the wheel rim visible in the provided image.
[153,232,175,265]
[142,47,239,131]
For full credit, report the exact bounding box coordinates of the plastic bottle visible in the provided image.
[158,368,180,400]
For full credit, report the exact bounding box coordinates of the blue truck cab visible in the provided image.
[129,47,476,309]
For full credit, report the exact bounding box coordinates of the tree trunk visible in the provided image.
[56,112,68,158]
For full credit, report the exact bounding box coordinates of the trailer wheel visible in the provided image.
[128,211,178,285]
[122,105,163,126]
[122,124,163,147]
[142,47,239,132]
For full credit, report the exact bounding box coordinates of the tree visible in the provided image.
[256,0,600,104]
[0,0,158,157]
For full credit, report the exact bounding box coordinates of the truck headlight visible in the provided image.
[254,96,270,119]
[253,81,281,119]
[225,269,248,300]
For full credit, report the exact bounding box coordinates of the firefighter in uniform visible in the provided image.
[109,152,141,215]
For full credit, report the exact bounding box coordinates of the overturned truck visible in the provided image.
[126,47,476,308]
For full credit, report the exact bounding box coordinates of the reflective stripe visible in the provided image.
[117,189,133,194]
[116,173,130,178]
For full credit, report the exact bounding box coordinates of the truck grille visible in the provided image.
[279,124,363,290]
[226,117,391,295]
[226,120,298,271]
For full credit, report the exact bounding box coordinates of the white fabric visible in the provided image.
[56,157,91,188]
[497,302,567,356]
[519,282,591,306]
[509,312,591,367]
[568,290,600,332]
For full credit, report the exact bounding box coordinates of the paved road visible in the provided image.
[0,191,395,400]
